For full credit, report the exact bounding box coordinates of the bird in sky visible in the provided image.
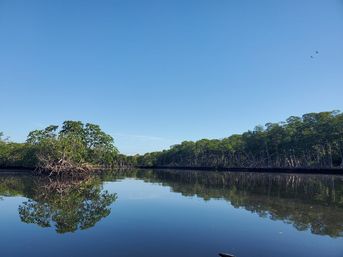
[310,50,319,59]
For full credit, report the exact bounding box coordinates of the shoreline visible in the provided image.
[136,166,343,175]
[1,165,343,175]
[0,166,34,174]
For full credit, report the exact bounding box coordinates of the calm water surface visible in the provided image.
[0,169,343,257]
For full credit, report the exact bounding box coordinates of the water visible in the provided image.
[0,169,343,257]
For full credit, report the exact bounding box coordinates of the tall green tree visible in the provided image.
[25,121,119,174]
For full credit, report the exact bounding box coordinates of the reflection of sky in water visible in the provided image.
[104,179,175,200]
[0,172,343,257]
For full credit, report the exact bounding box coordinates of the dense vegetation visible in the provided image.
[133,111,343,169]
[1,111,343,172]
[0,121,120,174]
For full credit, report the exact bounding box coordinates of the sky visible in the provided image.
[0,0,343,155]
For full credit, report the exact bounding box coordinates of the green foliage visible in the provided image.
[0,142,38,168]
[1,111,343,170]
[136,111,343,168]
[29,121,119,169]
[26,125,59,144]
[84,123,118,165]
[0,121,119,171]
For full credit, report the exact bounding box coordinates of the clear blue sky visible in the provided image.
[1,0,343,155]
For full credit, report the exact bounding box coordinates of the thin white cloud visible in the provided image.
[113,133,170,142]
[112,133,175,155]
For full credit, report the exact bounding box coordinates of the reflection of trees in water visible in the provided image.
[17,176,117,233]
[108,169,343,238]
[1,170,342,237]
[0,175,34,197]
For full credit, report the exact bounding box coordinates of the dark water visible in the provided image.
[0,169,343,257]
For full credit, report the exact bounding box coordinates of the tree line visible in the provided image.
[132,110,343,169]
[1,110,343,172]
